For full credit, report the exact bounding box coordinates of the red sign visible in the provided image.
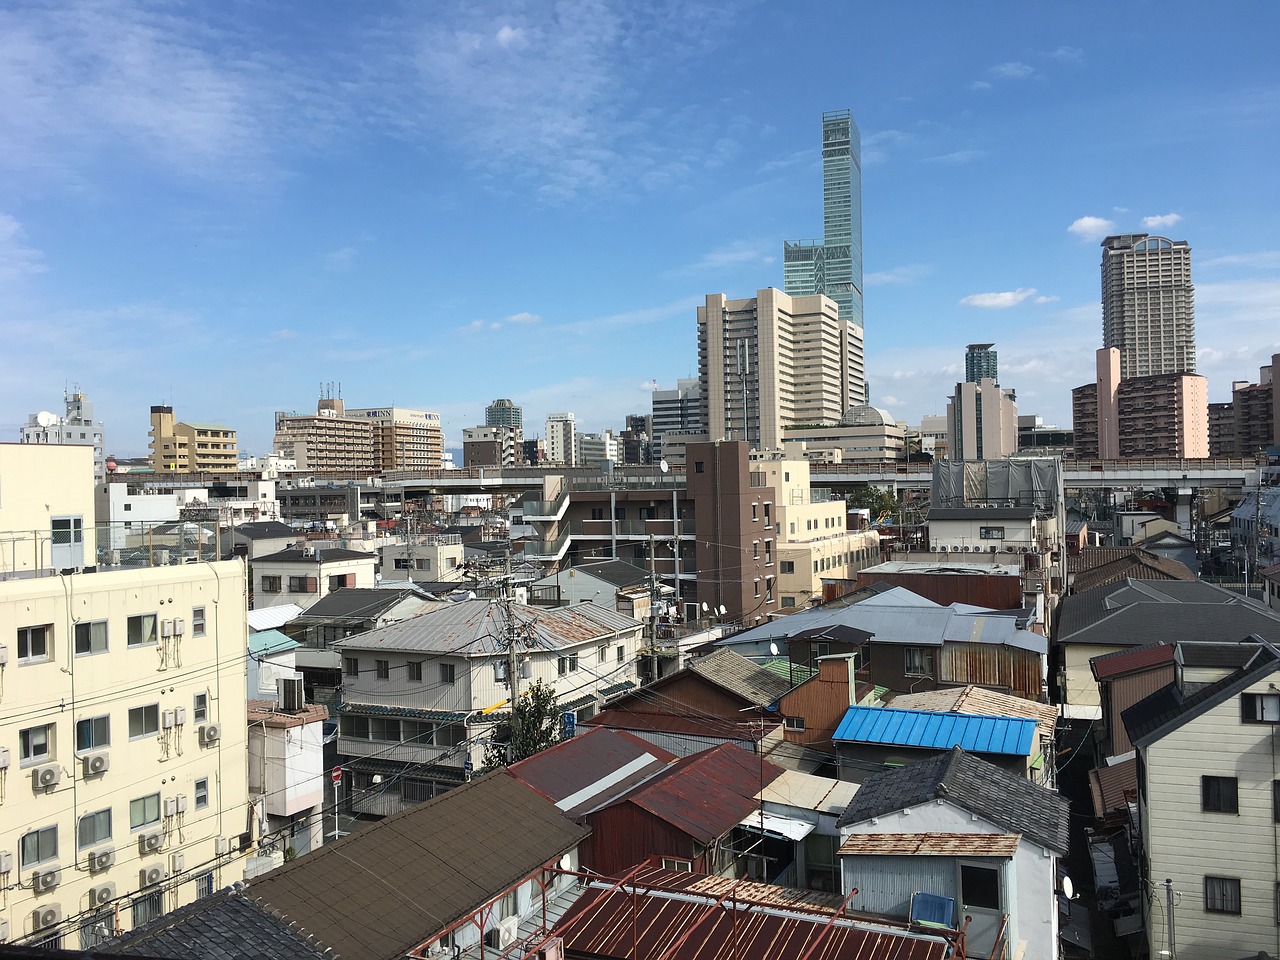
[332,766,342,784]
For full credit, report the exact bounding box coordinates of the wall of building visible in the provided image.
[0,444,97,576]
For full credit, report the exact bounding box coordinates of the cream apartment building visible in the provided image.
[147,406,239,474]
[0,445,250,947]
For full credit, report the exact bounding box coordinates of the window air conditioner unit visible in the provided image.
[90,883,115,908]
[82,752,109,777]
[31,867,61,893]
[200,723,222,745]
[139,829,165,854]
[32,763,61,790]
[32,905,61,931]
[88,847,115,873]
[140,865,167,887]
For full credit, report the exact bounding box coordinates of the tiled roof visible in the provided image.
[255,547,373,564]
[566,559,651,588]
[100,884,333,958]
[832,706,1037,757]
[838,832,1021,858]
[685,647,795,706]
[234,520,297,540]
[1090,643,1176,681]
[836,746,1070,852]
[246,770,590,960]
[1069,550,1196,593]
[887,685,1057,730]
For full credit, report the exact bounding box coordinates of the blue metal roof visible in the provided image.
[832,705,1036,757]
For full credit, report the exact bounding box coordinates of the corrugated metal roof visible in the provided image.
[582,709,770,742]
[510,727,677,816]
[837,832,1020,858]
[248,603,304,632]
[1090,643,1176,680]
[248,629,299,657]
[1088,757,1137,818]
[686,647,795,706]
[832,705,1036,756]
[758,769,857,816]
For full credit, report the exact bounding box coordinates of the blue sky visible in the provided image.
[2,1,1279,457]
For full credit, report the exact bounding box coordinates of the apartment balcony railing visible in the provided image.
[0,522,228,581]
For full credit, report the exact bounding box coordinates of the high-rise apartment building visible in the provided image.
[651,379,705,462]
[783,109,866,405]
[1101,234,1196,379]
[485,399,523,432]
[545,413,576,465]
[698,289,854,451]
[946,378,1018,461]
[20,390,107,482]
[965,343,998,384]
[148,407,239,473]
[273,397,378,474]
[344,407,444,471]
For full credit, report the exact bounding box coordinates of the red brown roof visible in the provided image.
[1089,757,1138,818]
[582,708,773,742]
[509,727,677,815]
[1090,643,1175,681]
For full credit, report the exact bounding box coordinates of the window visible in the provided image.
[193,692,208,724]
[440,662,456,684]
[375,659,390,680]
[782,597,796,608]
[394,557,411,570]
[405,660,423,682]
[764,503,771,524]
[371,718,401,741]
[130,793,161,830]
[598,644,609,663]
[662,857,693,872]
[18,624,51,662]
[780,560,795,574]
[128,704,160,740]
[196,871,215,900]
[617,645,625,663]
[191,607,206,637]
[1205,876,1242,915]
[1202,775,1239,814]
[21,825,58,867]
[904,647,935,677]
[78,809,112,849]
[127,614,157,647]
[589,507,605,521]
[752,504,758,522]
[329,574,349,591]
[132,889,163,928]
[1243,693,1280,723]
[765,541,772,564]
[75,621,108,656]
[979,526,1005,540]
[785,716,806,731]
[289,576,314,593]
[261,575,282,594]
[20,723,55,765]
[195,778,209,810]
[813,641,830,660]
[752,540,760,560]
[76,716,110,752]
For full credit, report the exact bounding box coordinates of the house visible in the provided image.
[603,646,794,722]
[528,559,660,619]
[774,654,876,769]
[378,533,465,583]
[579,708,774,759]
[334,600,642,809]
[574,742,784,877]
[1132,529,1198,576]
[1054,578,1280,718]
[252,545,376,611]
[247,693,328,858]
[836,746,1070,960]
[832,705,1040,782]
[1089,643,1176,758]
[247,629,302,701]
[1066,547,1196,595]
[247,602,304,634]
[1122,641,1280,959]
[856,559,1025,610]
[926,505,1052,554]
[546,864,954,960]
[109,770,591,960]
[1261,562,1280,612]
[282,584,434,648]
[746,768,857,892]
[230,519,297,560]
[719,586,1047,702]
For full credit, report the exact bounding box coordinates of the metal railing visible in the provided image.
[0,522,227,581]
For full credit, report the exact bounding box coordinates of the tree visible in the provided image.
[847,484,898,522]
[483,679,562,768]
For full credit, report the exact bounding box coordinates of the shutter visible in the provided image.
[306,576,318,593]
[346,573,357,587]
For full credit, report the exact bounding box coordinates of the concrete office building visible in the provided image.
[651,378,705,462]
[783,109,866,405]
[462,425,521,468]
[20,390,107,483]
[946,378,1018,461]
[780,405,907,463]
[545,413,576,466]
[698,289,855,451]
[148,407,239,474]
[965,343,998,384]
[1101,234,1196,379]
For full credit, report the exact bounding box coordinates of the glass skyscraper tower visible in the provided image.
[783,110,865,405]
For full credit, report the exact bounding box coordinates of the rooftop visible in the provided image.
[247,699,329,729]
[684,647,795,706]
[833,705,1037,757]
[254,547,373,564]
[508,727,677,816]
[1089,643,1176,681]
[837,832,1021,858]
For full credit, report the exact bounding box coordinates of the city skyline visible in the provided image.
[2,2,1279,455]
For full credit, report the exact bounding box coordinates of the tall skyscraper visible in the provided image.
[965,343,998,384]
[784,109,865,405]
[698,288,854,451]
[1101,234,1196,379]
[485,398,523,432]
[545,412,576,465]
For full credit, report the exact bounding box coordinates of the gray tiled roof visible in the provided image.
[568,559,651,589]
[234,520,297,540]
[289,587,425,622]
[100,884,333,958]
[928,507,1036,520]
[1055,578,1280,645]
[836,746,1070,853]
[255,547,372,564]
[686,647,795,706]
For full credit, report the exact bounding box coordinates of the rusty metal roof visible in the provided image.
[838,832,1020,858]
[582,709,772,742]
[1088,757,1138,818]
[1090,642,1176,680]
[553,867,950,960]
[508,727,677,816]
[602,742,784,843]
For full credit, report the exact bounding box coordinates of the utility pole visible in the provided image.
[648,534,659,683]
[1162,878,1176,960]
[503,557,522,757]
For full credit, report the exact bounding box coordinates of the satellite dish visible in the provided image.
[659,459,670,474]
[701,602,709,613]
[769,641,779,656]
[36,411,57,428]
[1062,875,1075,900]
[718,605,727,616]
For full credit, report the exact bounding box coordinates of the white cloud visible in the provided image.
[865,264,931,287]
[1051,46,1083,61]
[1067,216,1116,241]
[1141,212,1182,229]
[1200,251,1280,270]
[757,149,810,175]
[683,240,775,272]
[505,311,542,324]
[990,61,1034,79]
[1033,295,1060,304]
[924,149,983,165]
[969,80,992,92]
[325,246,357,271]
[960,288,1039,309]
[495,25,527,49]
[0,213,45,283]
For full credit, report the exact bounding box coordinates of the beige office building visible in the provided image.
[345,407,444,471]
[946,378,1018,461]
[698,289,855,451]
[148,407,239,474]
[273,398,377,474]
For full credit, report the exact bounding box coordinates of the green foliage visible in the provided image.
[846,484,898,520]
[483,679,561,768]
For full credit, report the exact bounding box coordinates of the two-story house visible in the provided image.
[252,546,375,611]
[334,599,642,812]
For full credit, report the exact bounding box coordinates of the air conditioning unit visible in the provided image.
[82,752,109,777]
[200,723,222,745]
[170,852,185,874]
[139,829,165,854]
[89,883,115,907]
[32,763,61,790]
[950,545,961,552]
[1021,547,1031,553]
[32,867,61,893]
[1005,545,1017,552]
[214,837,231,856]
[278,677,304,712]
[498,916,519,949]
[961,545,971,552]
[140,865,166,887]
[88,847,114,873]
[32,905,61,931]
[162,709,176,729]
[301,545,316,558]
